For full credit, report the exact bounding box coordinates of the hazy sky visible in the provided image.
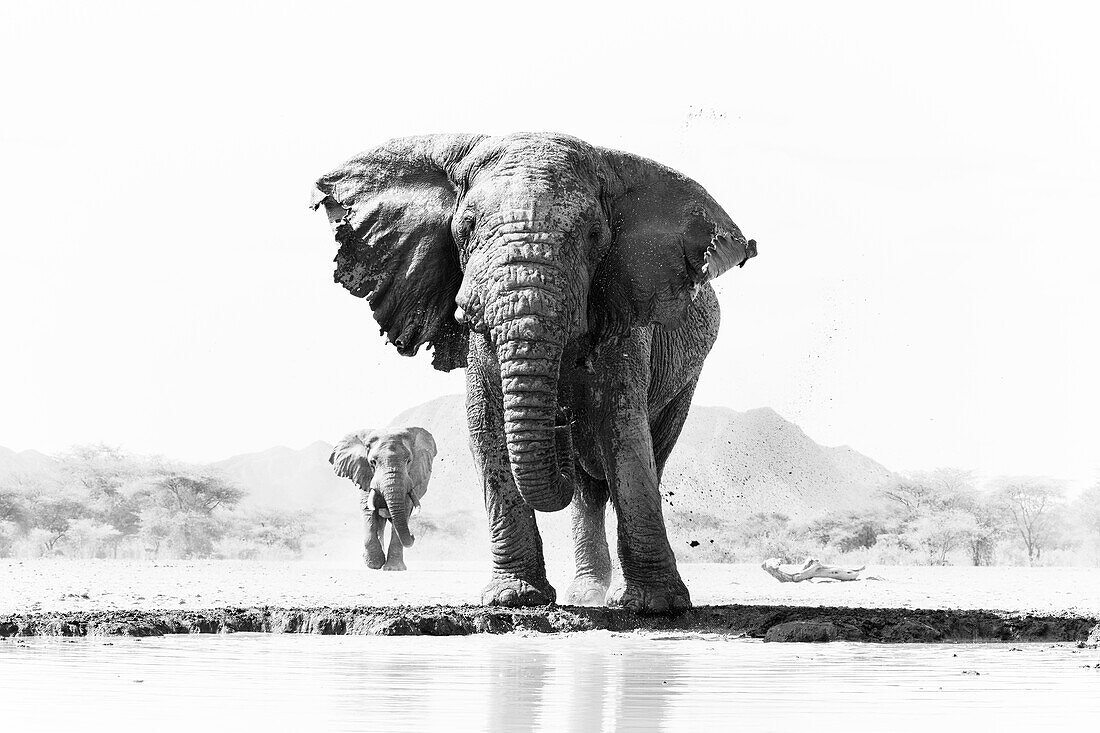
[1,2,1097,488]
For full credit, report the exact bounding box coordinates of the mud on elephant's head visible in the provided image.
[329,427,437,549]
[312,133,755,513]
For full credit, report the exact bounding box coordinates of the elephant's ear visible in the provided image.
[592,148,757,335]
[330,429,375,489]
[311,135,485,372]
[405,427,437,499]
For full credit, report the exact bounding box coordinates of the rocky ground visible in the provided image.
[2,560,1099,641]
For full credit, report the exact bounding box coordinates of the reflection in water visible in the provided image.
[566,644,611,733]
[608,641,680,733]
[488,643,549,733]
[1,632,1099,732]
[483,635,684,732]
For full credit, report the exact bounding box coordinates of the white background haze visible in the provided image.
[1,1,1097,488]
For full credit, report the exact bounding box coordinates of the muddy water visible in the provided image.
[2,633,1098,732]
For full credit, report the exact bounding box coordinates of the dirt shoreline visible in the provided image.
[3,603,1098,644]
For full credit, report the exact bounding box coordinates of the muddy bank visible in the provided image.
[2,604,1098,643]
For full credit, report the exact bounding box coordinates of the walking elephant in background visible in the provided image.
[329,427,437,571]
[312,133,757,611]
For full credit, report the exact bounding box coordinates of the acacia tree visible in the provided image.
[134,472,245,558]
[802,513,885,552]
[995,477,1066,565]
[882,477,947,516]
[0,489,33,556]
[904,509,979,565]
[30,495,88,553]
[60,444,139,498]
[0,489,31,529]
[146,474,244,514]
[880,468,1030,565]
[881,469,972,518]
[244,509,316,554]
[65,518,122,558]
[56,445,160,556]
[960,493,1008,566]
[137,504,171,557]
[925,468,977,496]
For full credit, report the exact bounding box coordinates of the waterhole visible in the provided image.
[2,633,1098,731]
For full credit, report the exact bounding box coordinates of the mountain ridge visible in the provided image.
[2,397,893,561]
[205,396,893,560]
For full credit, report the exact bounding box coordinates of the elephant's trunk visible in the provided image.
[469,216,582,512]
[489,254,577,512]
[498,337,576,512]
[377,469,415,547]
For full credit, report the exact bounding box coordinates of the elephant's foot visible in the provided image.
[607,575,691,615]
[481,575,556,607]
[565,575,610,607]
[364,543,385,570]
[382,558,407,572]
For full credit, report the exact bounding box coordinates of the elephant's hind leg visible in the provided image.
[566,472,613,606]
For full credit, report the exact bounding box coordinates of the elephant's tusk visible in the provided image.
[367,489,388,514]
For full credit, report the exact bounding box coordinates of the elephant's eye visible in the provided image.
[456,212,476,242]
[588,226,602,244]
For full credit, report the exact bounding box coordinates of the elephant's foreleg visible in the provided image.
[566,472,612,606]
[467,338,555,606]
[364,510,386,569]
[602,412,690,614]
[594,336,690,614]
[382,521,407,571]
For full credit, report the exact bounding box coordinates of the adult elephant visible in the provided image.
[311,133,756,612]
[329,427,437,571]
